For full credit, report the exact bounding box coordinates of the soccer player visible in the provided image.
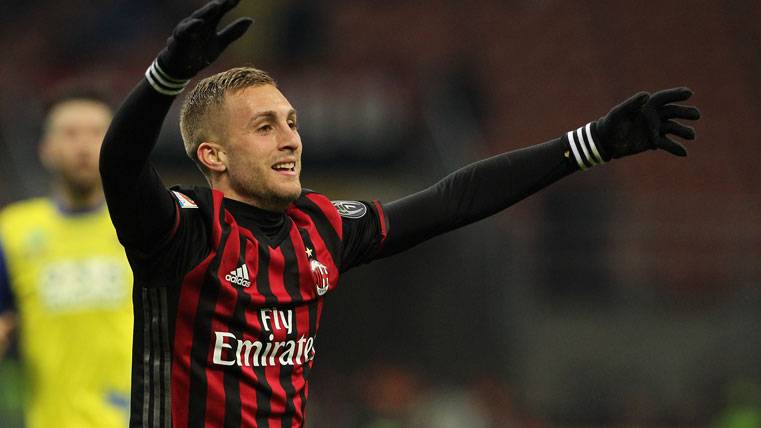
[0,89,133,427]
[99,1,700,426]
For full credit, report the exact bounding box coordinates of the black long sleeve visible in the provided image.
[379,138,578,257]
[99,79,179,253]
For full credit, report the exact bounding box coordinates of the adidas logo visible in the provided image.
[225,264,251,287]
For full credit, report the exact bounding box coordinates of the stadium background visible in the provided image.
[1,1,759,427]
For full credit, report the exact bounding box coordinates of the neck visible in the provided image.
[53,181,104,212]
[223,193,286,213]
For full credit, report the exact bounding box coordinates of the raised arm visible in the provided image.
[99,0,252,252]
[379,88,700,257]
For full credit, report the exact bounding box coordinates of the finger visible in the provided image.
[192,0,241,23]
[217,0,244,17]
[174,18,205,40]
[649,87,693,106]
[218,17,254,47]
[190,0,224,20]
[660,120,696,140]
[658,104,701,121]
[656,136,688,157]
[610,92,649,120]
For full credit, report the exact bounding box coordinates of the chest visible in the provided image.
[177,225,336,369]
[4,219,132,313]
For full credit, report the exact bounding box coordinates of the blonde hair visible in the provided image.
[179,67,276,177]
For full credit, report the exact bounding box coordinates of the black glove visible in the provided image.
[145,0,253,95]
[565,87,700,170]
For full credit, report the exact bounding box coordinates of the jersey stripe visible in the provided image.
[264,246,288,423]
[296,229,324,417]
[148,289,160,427]
[289,229,318,422]
[141,289,151,425]
[304,194,342,240]
[278,237,307,426]
[268,245,299,427]
[170,189,227,428]
[253,242,273,427]
[240,237,263,426]
[297,196,342,269]
[291,208,339,297]
[136,286,173,427]
[207,217,244,427]
[187,210,232,427]
[279,234,306,303]
[159,288,172,427]
[220,231,247,428]
[171,251,214,427]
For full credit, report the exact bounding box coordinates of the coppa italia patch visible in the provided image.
[331,201,367,219]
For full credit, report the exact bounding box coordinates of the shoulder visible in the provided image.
[289,190,343,237]
[1,197,50,218]
[292,190,377,220]
[291,189,337,217]
[169,186,203,209]
[0,198,53,258]
[0,198,52,229]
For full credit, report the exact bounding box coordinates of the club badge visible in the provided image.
[310,259,330,296]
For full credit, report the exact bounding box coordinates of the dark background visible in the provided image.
[0,1,759,427]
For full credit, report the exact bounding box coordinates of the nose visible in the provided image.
[278,125,301,152]
[76,130,105,153]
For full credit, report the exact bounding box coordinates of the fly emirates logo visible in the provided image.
[212,308,315,367]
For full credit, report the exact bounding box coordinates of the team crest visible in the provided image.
[310,259,330,296]
[331,200,367,219]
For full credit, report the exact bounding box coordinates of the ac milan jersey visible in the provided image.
[126,186,387,428]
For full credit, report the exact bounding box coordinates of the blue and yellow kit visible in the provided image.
[0,198,133,428]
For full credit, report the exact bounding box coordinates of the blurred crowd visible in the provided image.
[1,1,760,427]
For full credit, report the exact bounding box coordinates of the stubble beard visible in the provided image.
[60,169,102,202]
[229,168,301,212]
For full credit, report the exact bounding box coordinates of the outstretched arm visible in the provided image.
[99,0,252,252]
[379,88,700,257]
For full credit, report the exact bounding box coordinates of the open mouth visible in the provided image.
[272,161,296,174]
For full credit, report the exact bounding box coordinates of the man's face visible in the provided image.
[40,100,111,195]
[221,84,302,210]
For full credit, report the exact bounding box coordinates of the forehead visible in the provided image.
[47,100,112,129]
[224,84,293,117]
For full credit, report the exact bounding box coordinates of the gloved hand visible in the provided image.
[146,0,253,95]
[566,87,700,169]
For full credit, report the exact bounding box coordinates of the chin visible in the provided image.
[281,185,303,203]
[64,174,101,196]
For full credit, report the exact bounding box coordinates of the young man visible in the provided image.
[99,1,700,426]
[0,89,133,427]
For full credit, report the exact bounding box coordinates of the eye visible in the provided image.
[257,124,273,133]
[288,120,298,130]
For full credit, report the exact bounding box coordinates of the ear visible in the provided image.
[197,141,227,173]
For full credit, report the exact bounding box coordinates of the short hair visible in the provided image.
[43,85,113,132]
[180,66,276,178]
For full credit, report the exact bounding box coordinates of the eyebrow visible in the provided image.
[247,109,297,127]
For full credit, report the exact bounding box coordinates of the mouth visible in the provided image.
[271,161,297,176]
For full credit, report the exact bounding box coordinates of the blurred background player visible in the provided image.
[0,88,133,428]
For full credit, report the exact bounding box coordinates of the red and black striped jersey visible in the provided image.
[126,186,387,428]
